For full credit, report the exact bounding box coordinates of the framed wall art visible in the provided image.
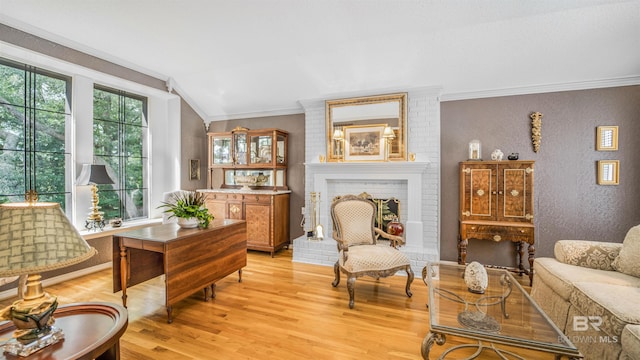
[189,159,200,180]
[596,126,618,151]
[343,124,385,162]
[597,160,619,185]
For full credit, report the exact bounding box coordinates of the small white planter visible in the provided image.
[177,217,199,229]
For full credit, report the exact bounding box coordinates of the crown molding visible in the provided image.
[441,76,640,101]
[207,107,303,122]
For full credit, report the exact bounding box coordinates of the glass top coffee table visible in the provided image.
[421,262,583,359]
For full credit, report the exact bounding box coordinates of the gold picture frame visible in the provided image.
[596,126,618,151]
[343,124,385,162]
[189,159,200,180]
[597,160,619,185]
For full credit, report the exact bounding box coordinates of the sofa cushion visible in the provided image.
[555,240,621,271]
[613,224,640,277]
[621,325,640,359]
[570,282,640,338]
[534,257,640,301]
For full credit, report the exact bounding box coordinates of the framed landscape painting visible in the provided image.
[344,124,385,162]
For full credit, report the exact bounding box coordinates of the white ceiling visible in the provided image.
[1,0,639,122]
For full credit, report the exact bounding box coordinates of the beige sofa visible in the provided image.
[531,225,640,360]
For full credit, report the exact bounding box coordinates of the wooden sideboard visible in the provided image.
[200,189,290,256]
[458,160,535,285]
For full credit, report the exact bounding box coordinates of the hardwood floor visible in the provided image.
[0,250,555,359]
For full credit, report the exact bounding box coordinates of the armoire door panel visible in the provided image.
[470,168,493,217]
[502,168,527,219]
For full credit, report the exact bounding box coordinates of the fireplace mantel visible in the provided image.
[306,161,429,251]
[305,161,429,174]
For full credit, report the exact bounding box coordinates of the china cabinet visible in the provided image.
[458,160,535,285]
[205,127,290,256]
[208,127,288,190]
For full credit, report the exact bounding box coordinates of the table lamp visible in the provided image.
[0,200,97,356]
[76,164,114,231]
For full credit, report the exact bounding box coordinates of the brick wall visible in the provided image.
[295,87,442,274]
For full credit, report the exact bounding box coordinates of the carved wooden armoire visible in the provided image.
[458,160,535,285]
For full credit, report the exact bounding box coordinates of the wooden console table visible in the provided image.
[112,219,247,323]
[0,302,128,360]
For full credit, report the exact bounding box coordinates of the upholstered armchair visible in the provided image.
[330,194,414,309]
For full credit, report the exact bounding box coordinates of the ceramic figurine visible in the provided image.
[491,149,504,161]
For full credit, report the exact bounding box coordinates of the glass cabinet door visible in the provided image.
[212,135,232,165]
[234,133,248,165]
[276,134,286,165]
[250,135,273,164]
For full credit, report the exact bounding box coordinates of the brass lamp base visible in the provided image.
[0,274,64,356]
[85,184,106,231]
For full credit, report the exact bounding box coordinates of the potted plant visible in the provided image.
[159,191,213,229]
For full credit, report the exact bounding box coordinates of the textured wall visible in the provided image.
[179,97,208,190]
[207,114,306,241]
[441,86,640,267]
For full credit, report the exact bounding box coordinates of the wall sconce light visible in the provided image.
[382,126,396,162]
[76,164,114,231]
[332,128,344,162]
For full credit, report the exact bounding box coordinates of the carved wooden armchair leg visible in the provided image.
[347,275,356,309]
[405,266,414,297]
[332,261,341,287]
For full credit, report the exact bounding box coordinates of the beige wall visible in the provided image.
[207,114,306,241]
[441,86,640,266]
[178,97,208,190]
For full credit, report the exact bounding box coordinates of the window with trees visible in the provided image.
[0,59,71,208]
[93,86,148,221]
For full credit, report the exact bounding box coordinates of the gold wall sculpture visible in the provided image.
[530,112,543,153]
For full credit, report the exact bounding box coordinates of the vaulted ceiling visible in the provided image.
[1,0,639,122]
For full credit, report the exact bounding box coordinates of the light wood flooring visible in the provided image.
[1,250,558,359]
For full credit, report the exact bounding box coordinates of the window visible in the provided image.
[93,86,148,221]
[0,59,71,208]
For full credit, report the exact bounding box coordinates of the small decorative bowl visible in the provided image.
[234,174,270,190]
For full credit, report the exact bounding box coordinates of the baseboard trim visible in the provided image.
[0,262,112,301]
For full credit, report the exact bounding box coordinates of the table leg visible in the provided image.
[166,306,173,324]
[119,243,128,308]
[528,243,536,286]
[238,268,243,282]
[421,331,446,359]
[96,340,119,360]
[518,241,526,273]
[211,283,217,299]
[458,238,468,265]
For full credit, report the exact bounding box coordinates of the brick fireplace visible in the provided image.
[293,87,442,273]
